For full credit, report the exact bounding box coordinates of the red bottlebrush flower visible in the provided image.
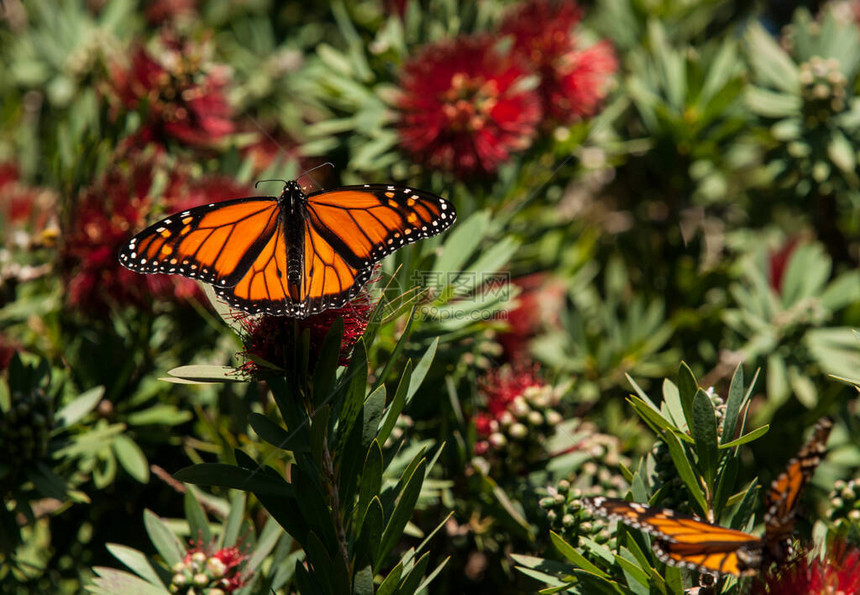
[501,0,618,124]
[171,541,248,593]
[238,294,373,374]
[0,162,59,246]
[397,35,542,176]
[145,0,196,26]
[497,273,566,360]
[478,363,546,423]
[110,33,234,148]
[768,238,799,295]
[0,334,20,371]
[754,544,860,594]
[472,363,564,473]
[63,152,250,313]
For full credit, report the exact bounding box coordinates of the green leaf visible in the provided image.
[173,464,293,496]
[719,424,768,449]
[333,339,368,453]
[183,490,211,545]
[362,386,386,447]
[432,211,489,281]
[162,365,245,384]
[550,531,608,578]
[356,440,383,534]
[314,317,345,401]
[677,363,698,427]
[722,364,745,446]
[377,562,403,595]
[249,412,309,452]
[310,405,331,468]
[293,467,339,554]
[357,497,383,570]
[143,510,184,567]
[407,338,438,402]
[218,492,246,549]
[113,435,149,483]
[55,386,103,427]
[378,361,412,446]
[662,430,708,514]
[104,544,163,586]
[691,389,718,486]
[88,567,170,595]
[377,459,426,568]
[26,463,68,500]
[394,552,430,595]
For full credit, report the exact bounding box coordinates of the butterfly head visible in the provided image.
[278,179,308,209]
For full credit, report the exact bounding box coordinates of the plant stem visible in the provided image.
[322,435,351,579]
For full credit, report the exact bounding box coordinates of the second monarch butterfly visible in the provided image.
[118,179,456,317]
[583,417,833,577]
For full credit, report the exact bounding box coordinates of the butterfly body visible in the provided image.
[583,417,833,578]
[119,180,455,317]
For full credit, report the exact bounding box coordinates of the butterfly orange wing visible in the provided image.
[583,497,763,577]
[763,417,832,547]
[287,184,455,316]
[121,184,455,317]
[119,198,280,287]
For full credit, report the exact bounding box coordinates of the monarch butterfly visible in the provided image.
[118,179,455,317]
[583,417,833,577]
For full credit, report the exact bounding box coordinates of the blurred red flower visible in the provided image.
[497,273,567,360]
[238,293,373,374]
[501,0,617,124]
[473,364,546,447]
[753,544,860,594]
[172,541,247,593]
[397,35,542,176]
[63,152,252,313]
[145,0,196,26]
[768,238,798,295]
[0,162,59,246]
[110,33,234,148]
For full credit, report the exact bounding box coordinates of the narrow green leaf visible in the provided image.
[394,552,430,595]
[378,361,412,446]
[143,510,184,567]
[356,440,383,534]
[55,386,103,427]
[357,497,384,569]
[88,567,170,595]
[183,490,211,545]
[163,365,245,384]
[104,544,163,586]
[550,531,608,578]
[249,412,309,452]
[691,389,719,487]
[407,338,438,401]
[719,424,768,449]
[377,460,427,568]
[662,430,708,514]
[113,435,149,483]
[677,363,698,427]
[217,492,246,549]
[722,364,745,445]
[377,562,403,595]
[313,317,345,401]
[173,464,292,496]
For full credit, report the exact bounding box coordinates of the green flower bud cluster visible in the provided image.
[169,548,241,594]
[474,384,563,476]
[0,387,54,475]
[827,479,860,527]
[538,480,613,545]
[799,56,847,126]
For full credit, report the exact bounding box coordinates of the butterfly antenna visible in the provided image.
[255,178,288,189]
[298,162,335,193]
